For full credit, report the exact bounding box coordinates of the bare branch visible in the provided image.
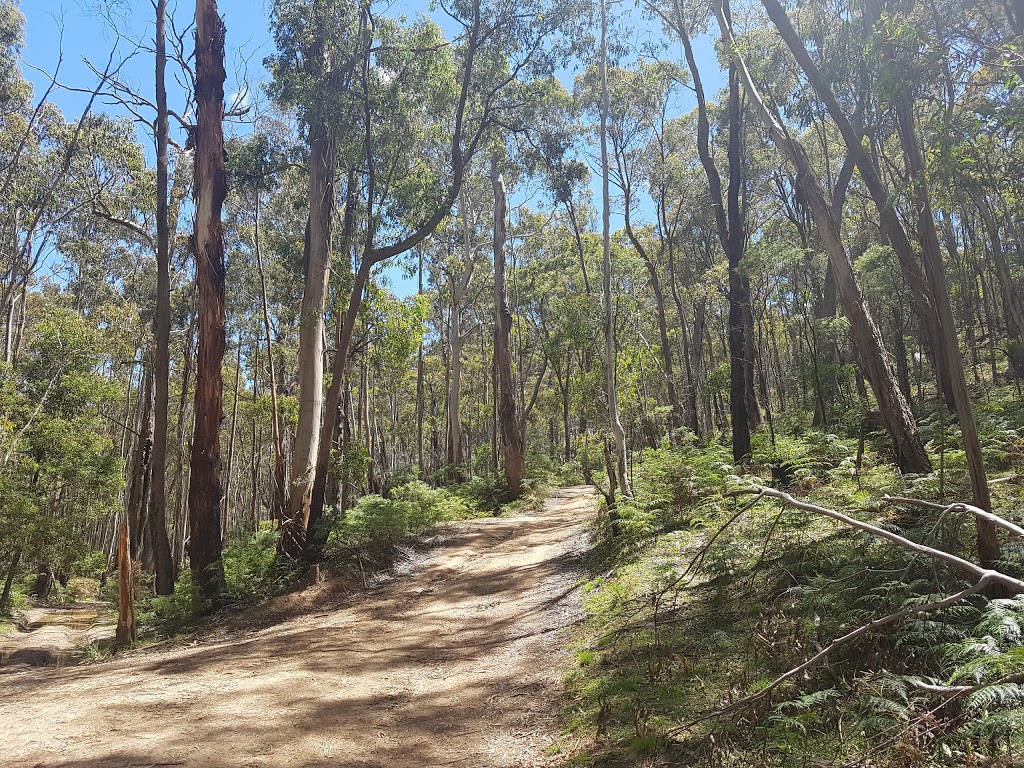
[882,495,1024,539]
[728,486,1024,594]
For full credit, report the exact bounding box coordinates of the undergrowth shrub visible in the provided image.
[222,527,280,600]
[144,575,207,636]
[454,474,508,511]
[329,480,470,548]
[565,422,1024,768]
[142,526,286,636]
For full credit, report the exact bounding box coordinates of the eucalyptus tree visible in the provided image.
[414,181,488,482]
[266,0,365,556]
[225,124,302,525]
[297,0,586,559]
[711,0,932,475]
[645,0,764,461]
[493,78,589,498]
[149,0,176,595]
[649,113,721,435]
[756,0,998,564]
[188,0,229,601]
[490,154,526,496]
[597,0,631,500]
[577,61,687,436]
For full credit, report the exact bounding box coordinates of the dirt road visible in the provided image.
[0,486,596,768]
[0,604,113,666]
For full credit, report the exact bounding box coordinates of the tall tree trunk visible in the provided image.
[714,1,931,473]
[149,0,175,596]
[114,515,135,647]
[250,346,261,530]
[726,58,754,461]
[623,195,682,433]
[3,294,14,364]
[492,155,525,498]
[447,187,476,481]
[969,188,1024,378]
[362,362,374,493]
[188,0,227,601]
[893,95,999,565]
[0,547,21,614]
[127,363,154,566]
[171,298,196,573]
[253,199,286,522]
[448,294,465,476]
[416,250,426,479]
[760,0,948,401]
[599,0,630,500]
[223,339,242,538]
[302,178,365,562]
[562,356,572,460]
[282,121,335,558]
[677,11,756,459]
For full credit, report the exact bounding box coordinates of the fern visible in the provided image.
[774,687,840,712]
[965,683,1024,711]
[974,597,1024,643]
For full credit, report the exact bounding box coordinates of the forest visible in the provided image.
[1,0,1024,765]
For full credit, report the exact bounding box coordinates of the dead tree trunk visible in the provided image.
[114,515,135,647]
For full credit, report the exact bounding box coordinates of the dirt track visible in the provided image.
[0,486,596,768]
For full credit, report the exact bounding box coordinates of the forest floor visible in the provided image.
[0,485,596,768]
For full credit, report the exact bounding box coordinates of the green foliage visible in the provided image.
[564,426,1024,767]
[145,576,209,637]
[222,528,282,601]
[0,303,123,582]
[328,481,471,549]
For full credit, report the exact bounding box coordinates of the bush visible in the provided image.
[145,575,208,636]
[71,550,107,580]
[454,474,510,511]
[222,527,280,601]
[329,480,470,548]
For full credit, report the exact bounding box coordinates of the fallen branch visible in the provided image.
[729,487,1024,594]
[665,486,1024,734]
[904,672,1024,698]
[882,495,1024,539]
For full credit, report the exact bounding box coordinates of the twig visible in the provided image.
[904,672,1024,698]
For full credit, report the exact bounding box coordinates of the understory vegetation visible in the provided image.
[562,388,1024,767]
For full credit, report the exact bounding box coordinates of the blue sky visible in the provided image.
[20,0,725,296]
